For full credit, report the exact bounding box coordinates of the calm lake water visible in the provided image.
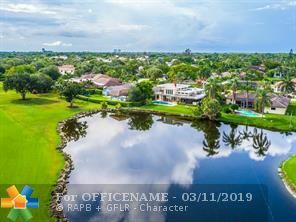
[62,112,296,222]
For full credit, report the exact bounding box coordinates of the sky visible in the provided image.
[0,0,295,52]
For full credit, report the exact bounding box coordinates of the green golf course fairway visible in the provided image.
[0,83,99,221]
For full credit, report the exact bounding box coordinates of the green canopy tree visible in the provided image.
[3,73,32,100]
[57,81,83,107]
[128,81,153,105]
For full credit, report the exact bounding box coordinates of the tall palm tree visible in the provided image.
[255,89,271,114]
[205,78,220,99]
[222,126,242,149]
[230,77,239,103]
[252,129,271,157]
[280,75,295,93]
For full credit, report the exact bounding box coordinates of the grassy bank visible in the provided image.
[0,83,99,221]
[218,112,296,132]
[281,155,296,195]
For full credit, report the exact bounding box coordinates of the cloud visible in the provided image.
[0,3,56,15]
[43,40,72,47]
[251,0,296,11]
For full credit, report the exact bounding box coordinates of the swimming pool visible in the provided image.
[152,100,176,106]
[235,109,262,117]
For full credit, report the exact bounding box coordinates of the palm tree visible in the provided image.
[205,78,220,99]
[252,129,271,157]
[222,125,242,149]
[254,89,271,114]
[280,75,295,93]
[242,73,253,109]
[229,77,239,103]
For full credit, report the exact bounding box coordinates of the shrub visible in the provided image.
[101,101,108,110]
[230,104,239,111]
[223,106,232,114]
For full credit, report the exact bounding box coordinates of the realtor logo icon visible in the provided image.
[1,185,39,221]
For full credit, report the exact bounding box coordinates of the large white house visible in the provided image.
[153,83,205,104]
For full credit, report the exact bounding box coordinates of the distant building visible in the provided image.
[153,83,205,104]
[58,65,75,75]
[71,74,122,87]
[41,48,53,53]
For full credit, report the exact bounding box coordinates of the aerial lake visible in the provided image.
[61,112,296,222]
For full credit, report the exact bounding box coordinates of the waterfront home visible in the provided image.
[272,81,284,93]
[264,95,291,115]
[58,65,75,75]
[71,74,122,87]
[103,84,132,101]
[226,92,256,109]
[227,92,291,114]
[153,83,205,104]
[273,79,296,93]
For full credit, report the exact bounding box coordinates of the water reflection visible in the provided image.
[62,113,296,222]
[61,118,88,142]
[222,124,242,150]
[252,129,271,157]
[128,113,153,131]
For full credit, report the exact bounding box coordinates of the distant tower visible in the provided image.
[184,48,192,55]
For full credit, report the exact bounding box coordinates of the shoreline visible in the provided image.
[279,156,296,199]
[50,107,296,221]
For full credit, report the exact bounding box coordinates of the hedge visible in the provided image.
[77,95,133,107]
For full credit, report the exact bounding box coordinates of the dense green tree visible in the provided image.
[39,65,61,80]
[146,66,163,80]
[128,81,153,105]
[167,63,197,81]
[57,81,83,107]
[30,73,54,93]
[3,73,32,100]
[201,98,221,120]
[5,65,36,75]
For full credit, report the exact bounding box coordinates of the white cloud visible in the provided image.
[251,0,296,11]
[0,3,56,15]
[43,40,72,47]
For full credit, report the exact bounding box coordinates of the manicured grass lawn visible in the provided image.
[139,104,194,116]
[219,110,296,132]
[287,101,296,115]
[281,155,296,192]
[0,83,100,221]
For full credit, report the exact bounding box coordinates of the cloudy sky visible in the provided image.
[0,0,295,52]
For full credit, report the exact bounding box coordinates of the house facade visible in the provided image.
[264,95,291,115]
[58,65,75,75]
[153,83,205,104]
[226,92,256,109]
[103,84,132,101]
